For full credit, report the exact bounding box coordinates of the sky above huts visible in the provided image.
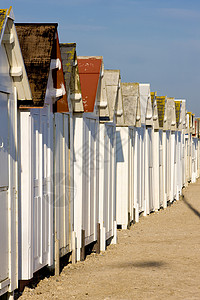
[3,0,200,115]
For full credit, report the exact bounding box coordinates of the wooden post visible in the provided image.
[55,232,60,276]
[133,207,136,224]
[93,223,100,254]
[80,229,85,261]
[71,231,76,264]
[127,212,131,229]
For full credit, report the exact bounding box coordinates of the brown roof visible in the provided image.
[16,23,57,107]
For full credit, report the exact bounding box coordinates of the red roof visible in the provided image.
[77,57,102,112]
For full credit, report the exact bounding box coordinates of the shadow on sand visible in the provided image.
[108,260,166,269]
[182,195,200,219]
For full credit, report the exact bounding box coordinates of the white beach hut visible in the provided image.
[0,8,32,298]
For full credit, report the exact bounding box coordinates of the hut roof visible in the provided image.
[104,70,124,123]
[174,100,182,128]
[156,96,166,128]
[77,56,102,113]
[121,82,139,126]
[16,23,57,106]
[60,43,83,113]
[60,43,76,93]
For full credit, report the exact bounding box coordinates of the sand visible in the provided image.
[18,179,200,300]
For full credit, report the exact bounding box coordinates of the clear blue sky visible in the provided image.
[2,0,200,115]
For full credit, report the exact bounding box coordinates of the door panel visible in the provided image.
[0,93,9,282]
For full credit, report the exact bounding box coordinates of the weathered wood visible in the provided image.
[127,212,131,229]
[80,230,85,261]
[93,223,100,254]
[55,235,60,276]
[71,231,76,264]
[133,208,135,224]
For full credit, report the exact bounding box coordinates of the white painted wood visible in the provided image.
[10,66,23,77]
[19,106,53,279]
[54,113,73,258]
[128,127,135,221]
[82,116,99,246]
[0,11,32,297]
[18,111,32,280]
[134,128,140,222]
[162,131,167,208]
[153,130,160,211]
[116,127,129,228]
[73,116,84,261]
[170,132,176,202]
[159,130,164,207]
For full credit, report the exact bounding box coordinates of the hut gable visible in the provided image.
[180,100,186,130]
[156,96,166,128]
[166,97,177,130]
[60,43,83,113]
[60,43,76,94]
[97,61,110,120]
[0,7,32,100]
[104,70,124,124]
[16,23,66,108]
[0,9,7,40]
[151,92,159,129]
[139,83,153,126]
[174,100,182,129]
[121,82,140,127]
[77,56,102,114]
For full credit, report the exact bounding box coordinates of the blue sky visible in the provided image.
[3,0,200,115]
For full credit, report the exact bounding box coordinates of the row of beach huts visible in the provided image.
[1,7,200,299]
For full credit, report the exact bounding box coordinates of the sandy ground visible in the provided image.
[18,179,200,300]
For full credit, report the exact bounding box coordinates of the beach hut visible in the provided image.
[150,92,160,210]
[153,95,176,208]
[185,112,193,184]
[76,56,101,261]
[174,99,186,198]
[191,114,198,183]
[116,82,140,228]
[16,23,68,280]
[59,43,84,265]
[196,118,200,178]
[98,69,123,249]
[165,97,177,202]
[0,8,32,298]
[152,95,165,210]
[138,84,153,216]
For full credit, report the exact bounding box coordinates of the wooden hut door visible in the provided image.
[0,92,9,283]
[83,117,97,245]
[159,131,163,207]
[41,114,49,264]
[32,113,42,271]
[148,128,153,212]
[105,124,114,239]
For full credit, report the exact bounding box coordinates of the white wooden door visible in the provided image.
[104,124,115,239]
[140,127,145,212]
[0,92,9,283]
[159,131,163,207]
[41,114,49,263]
[32,112,41,271]
[54,113,71,257]
[83,117,98,245]
[128,128,135,221]
[32,110,51,272]
[148,128,154,212]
